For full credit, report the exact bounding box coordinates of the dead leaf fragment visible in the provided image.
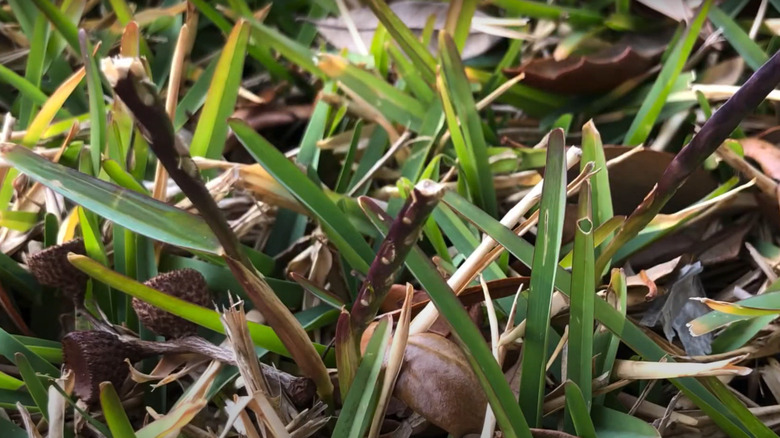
[640,262,713,355]
[508,30,673,94]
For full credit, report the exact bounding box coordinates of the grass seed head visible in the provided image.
[134,268,211,339]
[27,239,88,302]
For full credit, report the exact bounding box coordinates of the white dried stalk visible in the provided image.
[221,299,291,437]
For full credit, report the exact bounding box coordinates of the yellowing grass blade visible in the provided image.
[22,67,85,146]
[189,20,250,158]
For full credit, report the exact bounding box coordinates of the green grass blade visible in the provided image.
[332,317,390,438]
[297,81,336,169]
[100,383,136,438]
[173,58,217,131]
[31,0,80,55]
[564,381,597,438]
[439,33,498,217]
[594,268,626,406]
[0,210,38,232]
[581,121,614,256]
[14,353,49,422]
[78,30,106,175]
[19,13,49,128]
[0,371,23,391]
[432,204,504,280]
[567,181,595,405]
[0,64,50,111]
[519,129,567,427]
[103,159,148,194]
[386,44,435,103]
[0,417,27,438]
[0,329,58,376]
[624,0,712,146]
[361,198,532,438]
[7,0,37,36]
[0,145,221,253]
[335,121,363,193]
[189,20,249,159]
[592,405,660,437]
[709,6,768,70]
[248,19,324,78]
[445,0,478,52]
[229,119,374,274]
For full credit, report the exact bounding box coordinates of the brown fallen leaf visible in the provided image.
[394,333,487,437]
[740,137,780,180]
[507,30,673,94]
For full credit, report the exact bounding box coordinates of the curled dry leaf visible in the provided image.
[508,30,673,94]
[393,333,487,437]
[312,1,501,60]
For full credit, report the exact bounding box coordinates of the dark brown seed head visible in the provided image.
[27,239,88,301]
[62,330,142,405]
[134,269,211,339]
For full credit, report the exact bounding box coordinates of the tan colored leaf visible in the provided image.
[393,333,487,436]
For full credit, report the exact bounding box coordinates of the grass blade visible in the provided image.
[363,0,436,83]
[441,190,767,437]
[332,317,390,438]
[22,67,84,146]
[189,20,249,159]
[624,0,712,146]
[229,119,374,274]
[78,30,106,175]
[0,144,221,253]
[99,382,135,438]
[566,181,595,406]
[519,128,567,427]
[318,55,426,132]
[564,381,597,438]
[709,6,768,70]
[14,353,49,422]
[581,120,614,256]
[439,33,498,217]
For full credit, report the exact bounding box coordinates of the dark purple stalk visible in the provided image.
[596,50,780,274]
[350,180,445,331]
[106,60,247,267]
